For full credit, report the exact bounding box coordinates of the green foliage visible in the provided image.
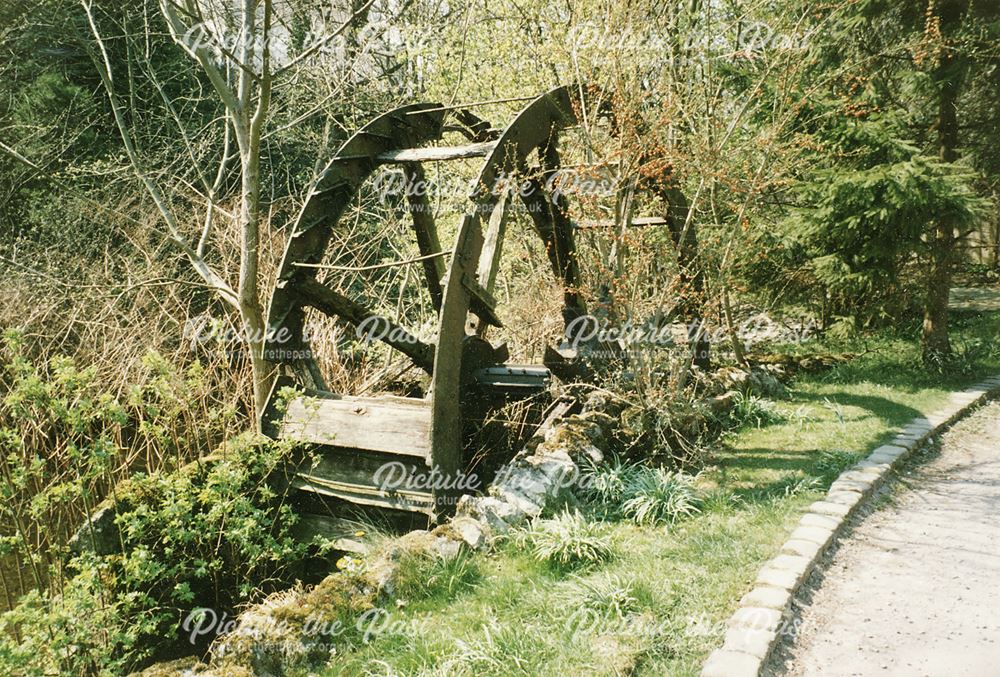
[580,457,637,516]
[393,550,481,602]
[0,563,143,677]
[582,461,702,526]
[620,468,702,527]
[0,434,305,675]
[563,572,645,619]
[726,391,785,429]
[0,330,239,560]
[450,619,547,675]
[813,449,863,484]
[785,111,987,324]
[520,511,614,570]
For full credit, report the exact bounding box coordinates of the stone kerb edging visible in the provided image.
[701,374,1000,677]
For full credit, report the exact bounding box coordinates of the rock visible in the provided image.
[439,516,487,550]
[210,588,317,675]
[210,573,376,675]
[491,486,543,518]
[716,366,787,399]
[427,536,462,560]
[747,368,787,398]
[495,466,551,506]
[524,450,576,485]
[456,495,522,533]
[67,504,120,557]
[706,391,738,417]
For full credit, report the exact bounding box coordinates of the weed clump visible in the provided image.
[620,467,702,526]
[581,461,702,526]
[519,511,614,570]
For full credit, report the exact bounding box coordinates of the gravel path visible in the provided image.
[767,401,1000,677]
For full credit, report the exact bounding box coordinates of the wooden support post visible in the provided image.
[477,188,510,294]
[402,163,446,311]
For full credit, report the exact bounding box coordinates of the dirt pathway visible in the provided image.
[767,401,1000,677]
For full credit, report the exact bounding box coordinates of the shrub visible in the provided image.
[0,564,142,676]
[0,331,244,604]
[617,391,712,468]
[0,434,306,675]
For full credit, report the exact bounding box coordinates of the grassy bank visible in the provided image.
[313,311,1000,676]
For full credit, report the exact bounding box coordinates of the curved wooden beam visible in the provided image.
[264,103,447,389]
[428,86,581,499]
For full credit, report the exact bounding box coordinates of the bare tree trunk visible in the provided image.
[239,150,270,417]
[235,0,273,420]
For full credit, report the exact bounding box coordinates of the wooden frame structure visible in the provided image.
[262,86,598,523]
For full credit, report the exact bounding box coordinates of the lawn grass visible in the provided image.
[317,309,1000,676]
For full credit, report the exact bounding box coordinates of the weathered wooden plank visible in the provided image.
[291,476,435,514]
[461,273,503,328]
[295,278,436,374]
[402,163,445,311]
[281,393,432,458]
[476,189,510,295]
[297,445,432,485]
[376,140,498,163]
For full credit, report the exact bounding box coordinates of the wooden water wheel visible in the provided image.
[262,86,659,538]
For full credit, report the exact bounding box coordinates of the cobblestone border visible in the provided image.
[700,374,1000,677]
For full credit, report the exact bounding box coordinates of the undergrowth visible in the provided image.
[0,434,306,675]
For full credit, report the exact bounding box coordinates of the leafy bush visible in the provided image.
[521,511,614,570]
[0,434,306,675]
[620,468,702,526]
[0,330,243,599]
